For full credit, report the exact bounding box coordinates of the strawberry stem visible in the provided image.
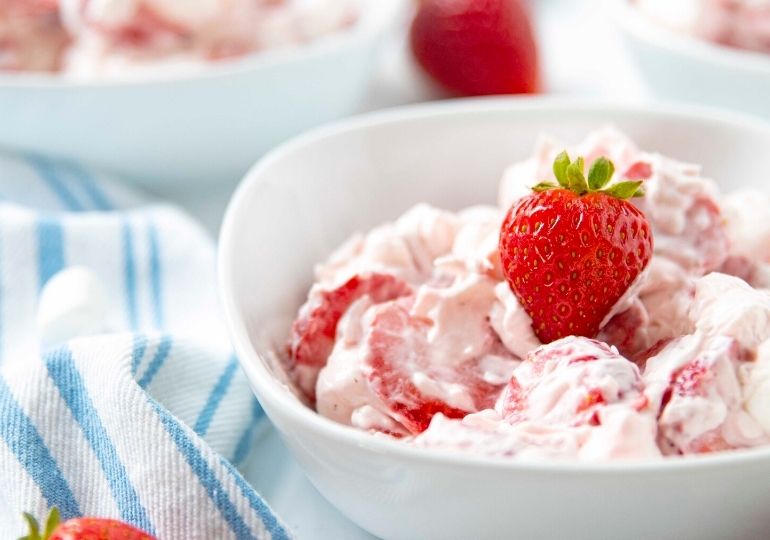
[20,508,61,540]
[587,157,614,190]
[534,151,644,200]
[43,508,60,539]
[552,150,570,188]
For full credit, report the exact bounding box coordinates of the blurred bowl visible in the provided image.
[0,0,404,189]
[219,97,770,540]
[612,0,770,118]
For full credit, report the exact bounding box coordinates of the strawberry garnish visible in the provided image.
[409,0,539,96]
[499,152,654,343]
[22,508,156,540]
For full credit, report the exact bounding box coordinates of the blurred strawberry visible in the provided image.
[21,508,156,540]
[410,0,539,96]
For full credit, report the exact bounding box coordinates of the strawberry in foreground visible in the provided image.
[499,152,653,343]
[410,0,538,96]
[21,508,156,540]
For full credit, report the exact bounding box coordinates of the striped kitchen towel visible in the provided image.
[0,152,290,539]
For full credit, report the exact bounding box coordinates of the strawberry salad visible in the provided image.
[0,0,357,76]
[282,127,770,461]
[635,0,770,54]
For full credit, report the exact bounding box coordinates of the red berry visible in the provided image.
[50,518,156,540]
[288,273,410,400]
[497,336,647,427]
[21,508,156,540]
[362,299,505,434]
[499,152,653,343]
[410,0,539,96]
[654,335,743,454]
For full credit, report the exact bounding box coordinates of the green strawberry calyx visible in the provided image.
[20,507,60,540]
[532,151,645,199]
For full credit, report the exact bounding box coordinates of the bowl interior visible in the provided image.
[222,100,770,385]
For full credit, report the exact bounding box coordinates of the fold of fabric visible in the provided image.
[0,152,289,539]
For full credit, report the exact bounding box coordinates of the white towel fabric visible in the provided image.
[0,152,290,539]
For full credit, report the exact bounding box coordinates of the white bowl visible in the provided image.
[612,0,770,118]
[0,0,403,189]
[219,98,770,540]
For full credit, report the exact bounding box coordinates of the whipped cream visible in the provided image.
[0,0,357,77]
[286,127,770,461]
[636,0,770,54]
[415,336,661,461]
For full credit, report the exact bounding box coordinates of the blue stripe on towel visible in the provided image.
[122,220,138,329]
[37,216,65,289]
[218,454,290,540]
[131,334,148,375]
[148,398,263,540]
[27,155,84,212]
[46,347,155,534]
[68,163,112,211]
[137,336,173,389]
[148,222,163,328]
[0,227,3,357]
[231,399,265,466]
[0,374,81,518]
[194,356,238,437]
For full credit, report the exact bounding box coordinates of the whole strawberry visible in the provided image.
[410,0,539,96]
[21,508,156,540]
[499,152,653,343]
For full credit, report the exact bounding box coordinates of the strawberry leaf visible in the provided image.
[604,180,644,199]
[532,181,558,192]
[566,157,588,194]
[587,157,614,190]
[43,508,60,539]
[552,151,570,188]
[21,513,41,540]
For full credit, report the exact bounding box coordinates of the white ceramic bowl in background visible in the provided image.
[219,98,770,540]
[612,0,770,119]
[0,0,404,190]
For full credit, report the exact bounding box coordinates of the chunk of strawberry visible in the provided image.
[598,299,650,361]
[649,335,764,454]
[497,336,647,428]
[288,273,410,400]
[362,299,506,434]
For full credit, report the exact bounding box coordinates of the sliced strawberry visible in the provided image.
[497,336,646,428]
[685,196,729,273]
[652,335,756,454]
[719,255,755,283]
[598,300,650,360]
[288,273,410,400]
[362,299,505,434]
[623,160,653,181]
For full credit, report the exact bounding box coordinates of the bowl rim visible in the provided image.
[611,0,770,76]
[0,0,405,89]
[219,96,770,474]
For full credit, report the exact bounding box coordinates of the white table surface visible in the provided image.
[176,1,654,537]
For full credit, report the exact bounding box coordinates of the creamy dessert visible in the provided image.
[0,0,356,77]
[636,0,770,54]
[283,127,770,461]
